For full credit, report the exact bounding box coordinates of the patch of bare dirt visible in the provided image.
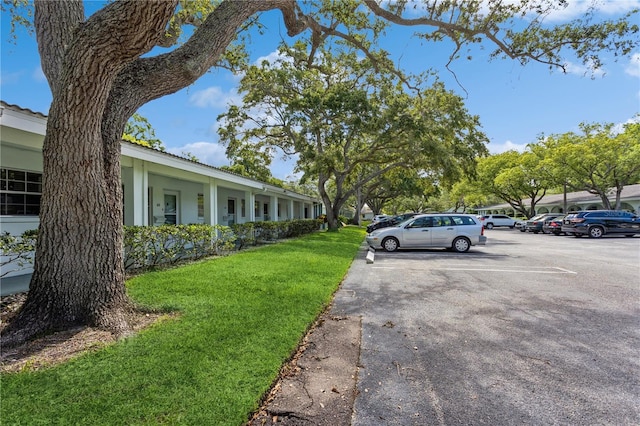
[247,313,361,426]
[0,293,170,373]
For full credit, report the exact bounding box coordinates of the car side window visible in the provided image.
[451,216,473,225]
[438,216,453,226]
[408,217,431,228]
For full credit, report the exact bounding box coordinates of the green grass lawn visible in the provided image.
[1,227,365,425]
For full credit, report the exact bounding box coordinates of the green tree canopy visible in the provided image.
[122,113,165,150]
[218,42,488,229]
[537,120,640,210]
[477,150,553,218]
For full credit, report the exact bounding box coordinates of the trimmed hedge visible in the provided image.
[231,218,323,249]
[4,219,323,274]
[122,224,236,270]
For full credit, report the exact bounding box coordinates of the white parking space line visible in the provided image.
[372,265,577,274]
[432,267,577,274]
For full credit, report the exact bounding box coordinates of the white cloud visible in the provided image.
[32,66,46,82]
[385,0,640,21]
[625,53,640,77]
[488,140,528,154]
[167,141,229,167]
[254,50,292,67]
[0,71,22,86]
[188,86,241,109]
[612,115,640,133]
[563,60,606,77]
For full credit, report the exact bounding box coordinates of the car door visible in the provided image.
[604,212,638,233]
[429,215,458,246]
[401,216,433,247]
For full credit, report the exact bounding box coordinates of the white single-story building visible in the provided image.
[1,101,323,277]
[478,184,640,217]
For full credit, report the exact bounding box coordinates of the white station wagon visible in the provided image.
[366,213,487,253]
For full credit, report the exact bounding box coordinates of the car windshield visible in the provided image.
[394,218,414,227]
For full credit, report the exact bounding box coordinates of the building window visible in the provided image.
[0,168,42,215]
[197,193,204,220]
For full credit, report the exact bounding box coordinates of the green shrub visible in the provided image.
[0,230,37,277]
[123,224,235,271]
[3,219,321,275]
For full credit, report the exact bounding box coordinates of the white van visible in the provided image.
[366,213,487,253]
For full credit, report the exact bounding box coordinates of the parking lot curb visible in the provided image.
[366,247,375,264]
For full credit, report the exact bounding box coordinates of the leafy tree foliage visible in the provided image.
[363,168,439,216]
[536,121,640,210]
[122,113,165,150]
[477,150,553,218]
[2,0,638,346]
[219,42,487,229]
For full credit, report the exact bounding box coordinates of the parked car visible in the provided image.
[561,210,640,238]
[481,214,517,229]
[542,215,566,235]
[366,213,419,233]
[366,213,487,253]
[372,214,391,223]
[394,212,421,222]
[525,213,563,234]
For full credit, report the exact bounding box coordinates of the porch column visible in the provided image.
[299,202,306,219]
[132,159,148,226]
[204,178,218,226]
[270,195,278,221]
[287,199,294,220]
[246,190,255,222]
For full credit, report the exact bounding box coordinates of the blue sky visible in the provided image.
[1,1,639,180]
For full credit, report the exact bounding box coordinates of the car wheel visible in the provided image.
[520,228,526,232]
[533,231,539,234]
[452,237,471,253]
[486,223,494,230]
[509,225,515,229]
[382,237,399,252]
[588,226,604,238]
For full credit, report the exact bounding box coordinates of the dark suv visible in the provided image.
[561,210,640,238]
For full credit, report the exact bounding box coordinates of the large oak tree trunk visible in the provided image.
[8,106,130,342]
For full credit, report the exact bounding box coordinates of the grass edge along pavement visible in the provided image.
[1,226,366,425]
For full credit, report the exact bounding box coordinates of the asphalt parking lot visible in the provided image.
[332,229,640,425]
